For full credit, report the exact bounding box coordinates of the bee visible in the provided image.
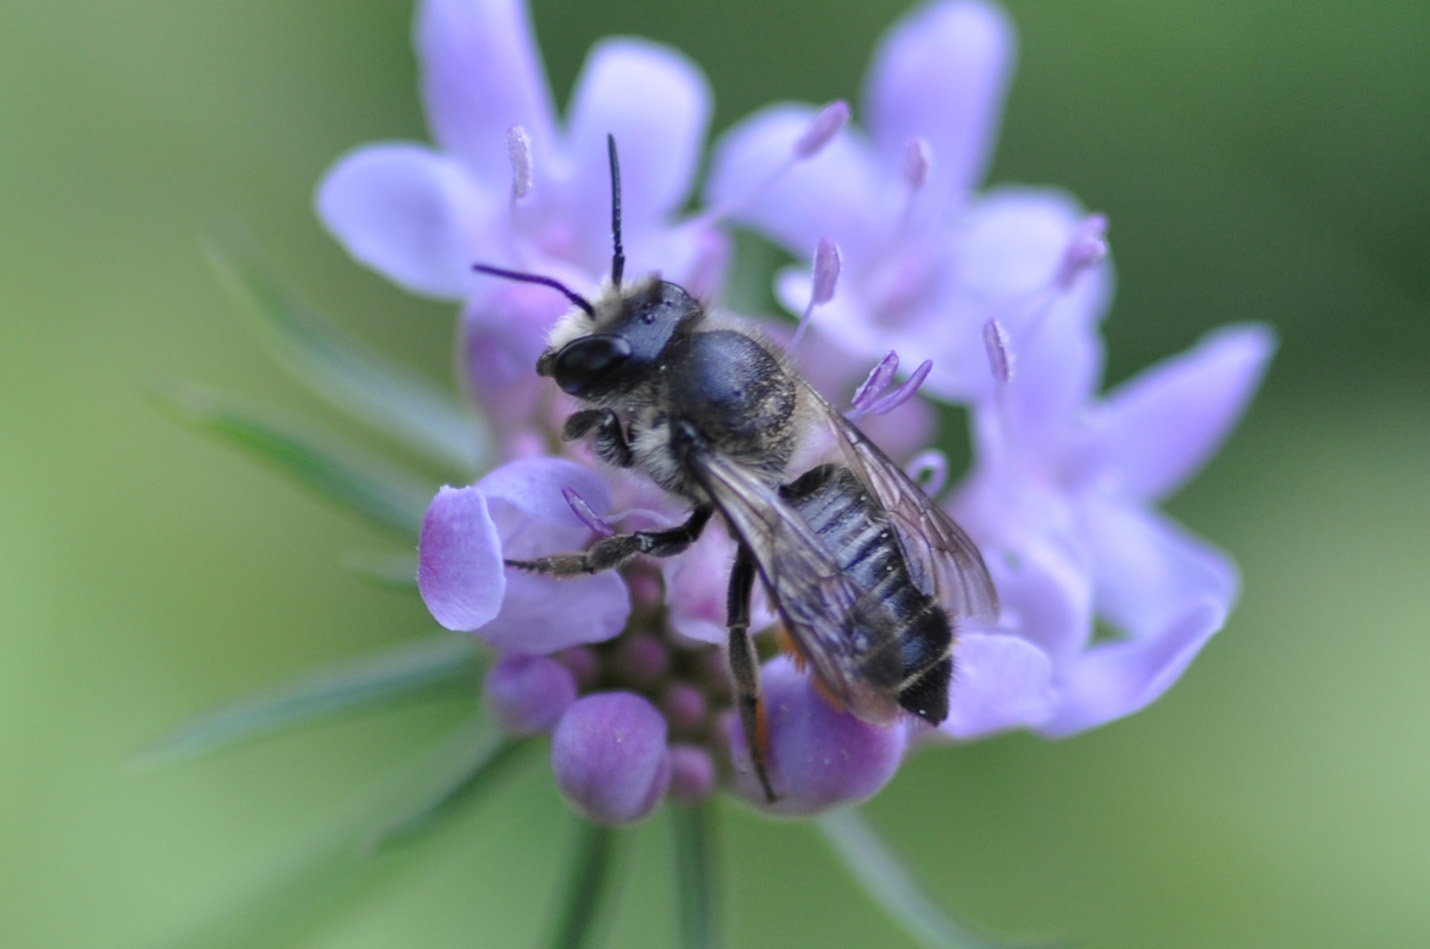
[476,137,999,802]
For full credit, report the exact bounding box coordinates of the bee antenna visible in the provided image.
[607,133,625,289]
[471,263,596,319]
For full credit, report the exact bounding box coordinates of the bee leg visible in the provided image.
[562,409,633,468]
[505,504,712,577]
[727,542,777,803]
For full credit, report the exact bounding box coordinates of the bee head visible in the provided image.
[472,134,703,402]
[537,278,702,399]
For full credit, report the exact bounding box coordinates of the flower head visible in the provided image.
[317,0,1270,826]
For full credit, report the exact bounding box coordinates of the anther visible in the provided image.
[506,125,533,199]
[983,318,1014,384]
[867,359,932,415]
[791,238,840,350]
[903,138,931,190]
[793,100,850,158]
[1055,214,1108,290]
[562,485,614,537]
[851,351,900,414]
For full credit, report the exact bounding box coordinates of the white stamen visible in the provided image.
[506,125,533,199]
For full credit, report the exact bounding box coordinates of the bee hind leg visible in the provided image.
[727,542,777,803]
[504,504,712,577]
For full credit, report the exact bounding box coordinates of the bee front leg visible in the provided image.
[505,504,712,577]
[562,409,633,469]
[727,542,777,803]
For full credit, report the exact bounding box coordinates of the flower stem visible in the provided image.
[548,820,622,949]
[670,802,720,949]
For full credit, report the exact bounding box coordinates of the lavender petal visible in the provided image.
[315,144,498,300]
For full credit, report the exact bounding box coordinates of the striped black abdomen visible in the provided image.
[781,464,954,724]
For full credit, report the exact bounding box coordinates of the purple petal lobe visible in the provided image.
[485,653,577,735]
[418,486,505,632]
[866,0,1015,201]
[1089,324,1276,501]
[479,457,611,537]
[705,104,885,261]
[480,569,629,655]
[1080,498,1239,640]
[729,658,907,816]
[941,633,1055,739]
[316,145,498,300]
[567,39,711,260]
[417,0,558,184]
[552,692,671,825]
[1041,598,1226,737]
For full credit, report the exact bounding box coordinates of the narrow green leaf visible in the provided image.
[548,821,622,949]
[670,803,720,949]
[817,808,1052,949]
[150,380,433,535]
[134,634,482,766]
[366,717,528,852]
[206,243,486,475]
[340,549,420,588]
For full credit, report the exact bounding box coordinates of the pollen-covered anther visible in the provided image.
[793,100,850,158]
[505,125,533,199]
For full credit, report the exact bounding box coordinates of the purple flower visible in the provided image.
[417,457,629,654]
[384,0,1274,823]
[485,653,578,735]
[315,0,727,446]
[551,692,672,824]
[705,0,1111,404]
[952,322,1276,735]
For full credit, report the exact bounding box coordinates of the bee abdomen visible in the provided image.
[782,464,954,724]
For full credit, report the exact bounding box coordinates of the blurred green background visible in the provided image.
[3,1,1427,946]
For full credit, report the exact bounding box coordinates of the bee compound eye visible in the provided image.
[552,334,633,397]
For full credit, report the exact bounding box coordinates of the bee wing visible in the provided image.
[806,384,1000,625]
[690,450,904,723]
